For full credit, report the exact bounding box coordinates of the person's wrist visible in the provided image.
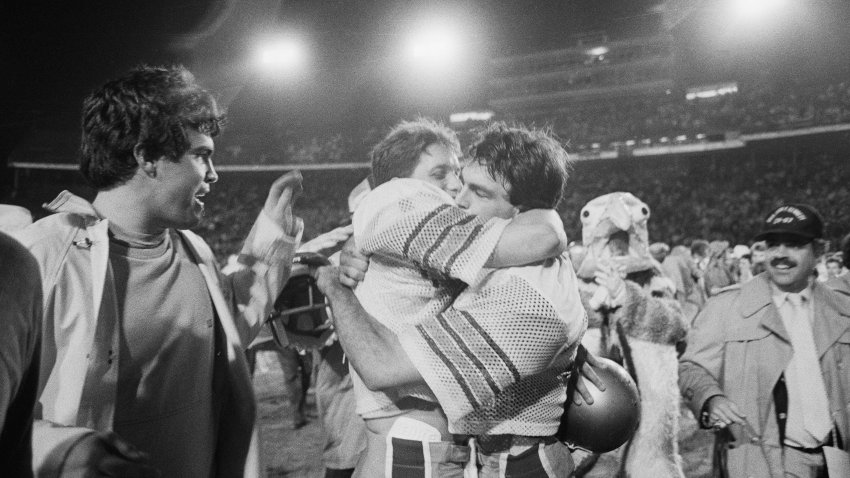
[701,395,723,427]
[321,278,347,303]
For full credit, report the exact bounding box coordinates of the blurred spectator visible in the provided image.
[691,240,710,272]
[750,241,768,276]
[703,240,736,296]
[826,233,850,295]
[737,254,754,284]
[649,241,671,263]
[825,256,843,279]
[662,244,705,322]
[0,232,42,477]
[0,205,33,232]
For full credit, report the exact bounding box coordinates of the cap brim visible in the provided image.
[752,229,816,243]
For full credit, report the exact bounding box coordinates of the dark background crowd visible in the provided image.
[8,128,849,262]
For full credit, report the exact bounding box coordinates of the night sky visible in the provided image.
[1,1,660,133]
[2,0,848,158]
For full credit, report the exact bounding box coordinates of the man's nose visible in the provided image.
[770,244,789,257]
[205,161,218,183]
[445,173,462,198]
[455,188,470,209]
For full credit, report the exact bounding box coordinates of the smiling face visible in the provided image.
[149,128,218,230]
[455,160,517,221]
[764,235,816,292]
[409,143,462,198]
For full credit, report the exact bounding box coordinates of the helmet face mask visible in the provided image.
[268,257,333,350]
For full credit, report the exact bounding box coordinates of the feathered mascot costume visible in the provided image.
[573,192,688,478]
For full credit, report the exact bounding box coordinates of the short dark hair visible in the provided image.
[466,123,571,210]
[369,118,460,188]
[80,65,224,190]
[691,240,710,258]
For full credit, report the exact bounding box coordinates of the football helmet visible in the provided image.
[267,252,333,350]
[558,356,641,453]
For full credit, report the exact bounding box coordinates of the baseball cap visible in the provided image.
[753,204,823,243]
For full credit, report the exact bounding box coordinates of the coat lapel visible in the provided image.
[741,275,790,344]
[77,218,118,430]
[811,282,850,358]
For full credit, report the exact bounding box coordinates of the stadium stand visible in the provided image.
[8,130,847,262]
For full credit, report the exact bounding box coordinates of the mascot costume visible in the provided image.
[573,192,688,478]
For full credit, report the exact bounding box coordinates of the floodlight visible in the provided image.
[407,26,461,68]
[587,46,610,57]
[450,111,495,123]
[258,38,306,71]
[729,0,787,21]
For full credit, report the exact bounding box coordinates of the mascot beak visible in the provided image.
[604,198,633,233]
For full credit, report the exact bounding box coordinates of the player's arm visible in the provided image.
[382,205,566,273]
[338,208,566,287]
[486,208,567,267]
[221,172,304,344]
[351,180,567,284]
[313,265,423,390]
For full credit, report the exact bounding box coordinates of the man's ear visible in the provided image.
[133,144,157,177]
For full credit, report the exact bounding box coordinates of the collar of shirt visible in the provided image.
[770,282,813,309]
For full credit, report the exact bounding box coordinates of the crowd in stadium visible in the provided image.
[489,59,671,98]
[210,79,850,167]
[485,79,850,146]
[489,39,672,78]
[195,133,850,265]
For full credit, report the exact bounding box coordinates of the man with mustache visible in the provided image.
[679,204,850,477]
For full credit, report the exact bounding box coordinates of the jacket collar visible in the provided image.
[741,273,850,356]
[740,274,788,342]
[45,190,101,222]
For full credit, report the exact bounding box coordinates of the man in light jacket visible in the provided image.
[679,204,850,477]
[13,65,303,477]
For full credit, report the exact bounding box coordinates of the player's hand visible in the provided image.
[298,225,353,254]
[338,237,370,288]
[705,395,746,430]
[311,265,346,302]
[62,431,161,478]
[263,171,303,236]
[572,346,607,406]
